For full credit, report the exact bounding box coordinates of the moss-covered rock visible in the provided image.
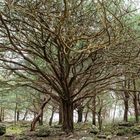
[118,122,134,127]
[0,124,6,136]
[131,126,140,135]
[106,135,112,140]
[17,135,31,140]
[36,126,51,137]
[116,127,131,136]
[97,134,107,139]
[89,125,99,135]
[53,124,62,129]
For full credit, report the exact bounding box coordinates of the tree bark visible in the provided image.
[14,103,17,124]
[30,98,51,131]
[84,108,89,123]
[92,96,96,125]
[112,101,117,123]
[49,107,55,126]
[123,91,129,122]
[0,107,2,122]
[98,107,102,131]
[22,109,28,121]
[62,99,73,133]
[38,111,43,125]
[58,104,62,125]
[123,80,129,122]
[17,110,20,121]
[133,79,139,122]
[77,106,84,123]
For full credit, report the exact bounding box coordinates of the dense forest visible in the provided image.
[0,0,140,140]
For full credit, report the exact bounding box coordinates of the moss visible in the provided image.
[16,135,31,140]
[6,124,25,135]
[0,124,6,136]
[36,126,51,137]
[116,127,131,136]
[131,126,140,135]
[89,125,99,135]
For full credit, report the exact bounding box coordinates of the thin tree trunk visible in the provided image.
[98,107,102,131]
[58,104,62,125]
[133,79,139,122]
[30,98,51,131]
[112,101,117,123]
[77,106,84,123]
[22,109,28,121]
[124,91,129,122]
[38,114,43,125]
[123,80,129,122]
[0,107,2,122]
[62,99,73,133]
[49,107,55,126]
[17,110,20,121]
[14,102,17,124]
[92,96,96,125]
[84,108,89,122]
[2,108,4,121]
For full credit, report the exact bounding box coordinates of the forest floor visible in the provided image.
[0,121,140,140]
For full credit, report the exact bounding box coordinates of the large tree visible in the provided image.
[0,0,137,132]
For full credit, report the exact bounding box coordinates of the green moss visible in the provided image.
[36,126,51,137]
[0,124,6,136]
[116,127,132,136]
[6,125,25,135]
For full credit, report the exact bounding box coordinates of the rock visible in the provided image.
[36,127,51,137]
[53,124,62,128]
[106,135,112,140]
[17,136,31,140]
[116,129,128,136]
[25,131,37,136]
[89,125,99,135]
[67,134,74,139]
[118,122,134,127]
[4,134,15,140]
[80,137,94,140]
[58,131,66,136]
[132,126,140,135]
[0,124,6,136]
[97,134,107,139]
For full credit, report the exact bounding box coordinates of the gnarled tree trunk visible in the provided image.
[30,98,51,131]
